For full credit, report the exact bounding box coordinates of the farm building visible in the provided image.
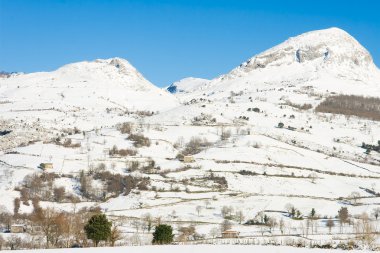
[183,156,195,163]
[221,230,240,238]
[10,224,26,233]
[178,154,195,163]
[40,163,53,170]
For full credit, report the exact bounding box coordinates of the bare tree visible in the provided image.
[142,213,153,232]
[6,235,22,250]
[338,207,349,232]
[349,191,361,205]
[284,203,294,216]
[53,187,65,202]
[326,219,335,233]
[268,217,277,232]
[372,207,380,220]
[355,212,377,248]
[204,200,211,209]
[236,210,244,224]
[210,227,219,238]
[32,207,62,248]
[196,206,202,217]
[0,235,4,250]
[178,225,196,242]
[309,173,317,183]
[220,219,232,233]
[279,218,285,234]
[109,225,123,247]
[13,198,20,216]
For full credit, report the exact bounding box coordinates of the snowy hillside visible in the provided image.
[0,28,380,251]
[0,57,179,130]
[167,28,380,100]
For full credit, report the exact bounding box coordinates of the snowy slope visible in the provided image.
[168,28,380,100]
[1,27,380,251]
[167,77,210,94]
[0,58,179,129]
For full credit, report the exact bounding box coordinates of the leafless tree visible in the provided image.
[0,235,4,250]
[196,206,202,217]
[316,95,380,121]
[204,200,211,209]
[210,227,219,238]
[109,225,123,247]
[349,191,361,205]
[355,212,377,248]
[178,225,196,242]
[326,219,335,233]
[372,207,380,220]
[220,219,232,233]
[13,198,20,216]
[53,187,65,202]
[6,235,22,250]
[279,218,285,234]
[236,210,244,224]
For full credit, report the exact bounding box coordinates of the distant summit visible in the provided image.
[168,27,380,98]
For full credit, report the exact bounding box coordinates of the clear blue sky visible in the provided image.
[0,0,379,87]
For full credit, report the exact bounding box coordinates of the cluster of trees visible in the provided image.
[220,206,244,224]
[315,95,380,121]
[0,202,104,249]
[361,141,380,154]
[15,173,78,204]
[79,168,150,201]
[117,122,133,134]
[285,204,303,220]
[284,101,313,110]
[108,145,137,157]
[181,137,212,155]
[191,113,216,125]
[127,133,151,148]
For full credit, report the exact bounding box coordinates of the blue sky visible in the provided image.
[0,0,379,87]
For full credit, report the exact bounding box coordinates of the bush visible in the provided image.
[152,224,174,244]
[109,145,137,157]
[182,137,211,155]
[285,101,313,110]
[127,134,151,148]
[117,122,132,134]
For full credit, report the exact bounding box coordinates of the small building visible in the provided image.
[221,230,240,239]
[177,154,195,163]
[10,224,26,233]
[183,156,195,163]
[40,163,53,170]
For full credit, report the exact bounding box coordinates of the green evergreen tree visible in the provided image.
[310,208,316,219]
[152,224,174,244]
[84,214,112,247]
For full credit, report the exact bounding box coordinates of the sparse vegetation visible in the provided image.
[182,136,212,155]
[315,95,380,121]
[285,101,313,110]
[127,133,151,147]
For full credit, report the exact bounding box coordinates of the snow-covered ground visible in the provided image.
[0,27,379,250]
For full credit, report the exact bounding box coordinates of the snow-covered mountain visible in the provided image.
[168,28,380,99]
[167,77,210,94]
[0,57,179,129]
[1,28,380,251]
